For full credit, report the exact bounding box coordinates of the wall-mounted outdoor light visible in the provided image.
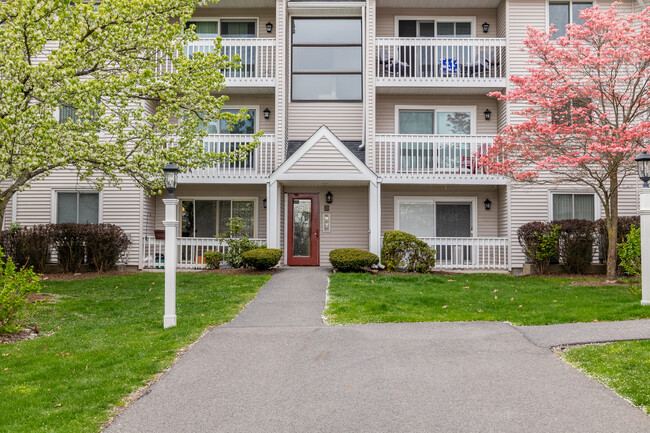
[482,22,490,33]
[263,108,271,119]
[263,198,267,209]
[484,109,492,121]
[325,191,333,204]
[266,22,273,33]
[484,198,492,210]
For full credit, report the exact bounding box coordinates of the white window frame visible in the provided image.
[178,196,259,238]
[394,196,478,238]
[185,17,259,39]
[546,1,595,30]
[51,190,103,224]
[548,190,600,221]
[394,105,477,135]
[218,105,260,134]
[394,16,477,38]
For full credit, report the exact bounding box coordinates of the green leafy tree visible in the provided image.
[0,0,261,226]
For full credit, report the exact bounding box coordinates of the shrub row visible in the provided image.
[0,223,130,273]
[330,248,379,272]
[242,248,283,270]
[518,216,640,275]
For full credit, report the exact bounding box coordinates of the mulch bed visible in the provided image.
[0,326,41,344]
[198,268,276,276]
[41,271,138,281]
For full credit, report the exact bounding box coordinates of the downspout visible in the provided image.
[360,5,366,150]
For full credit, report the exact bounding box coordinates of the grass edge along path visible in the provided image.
[324,273,650,326]
[0,272,270,433]
[562,340,650,414]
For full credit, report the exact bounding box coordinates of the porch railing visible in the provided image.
[158,38,276,86]
[142,237,266,270]
[376,37,506,85]
[375,134,498,180]
[179,134,276,181]
[419,237,510,270]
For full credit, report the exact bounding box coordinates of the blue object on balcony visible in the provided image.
[440,58,458,76]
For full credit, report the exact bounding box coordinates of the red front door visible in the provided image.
[287,193,320,266]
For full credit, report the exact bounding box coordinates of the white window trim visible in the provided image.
[220,105,260,134]
[394,16,477,38]
[394,105,477,135]
[394,196,478,238]
[546,0,595,30]
[548,190,600,221]
[51,189,103,224]
[178,196,259,238]
[186,17,259,39]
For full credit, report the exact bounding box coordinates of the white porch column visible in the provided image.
[369,181,382,256]
[163,198,178,328]
[640,188,650,305]
[267,181,281,249]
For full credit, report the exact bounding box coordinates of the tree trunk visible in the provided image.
[605,175,619,282]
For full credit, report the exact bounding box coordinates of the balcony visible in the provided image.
[376,38,506,91]
[159,38,276,87]
[374,134,505,184]
[179,134,276,183]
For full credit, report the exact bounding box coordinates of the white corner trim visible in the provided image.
[270,125,378,184]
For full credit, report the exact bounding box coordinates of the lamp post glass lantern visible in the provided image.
[635,151,650,188]
[162,162,179,198]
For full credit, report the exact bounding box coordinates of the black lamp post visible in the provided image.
[636,151,650,188]
[325,191,333,204]
[162,162,180,198]
[484,109,492,121]
[484,198,492,210]
[263,108,271,119]
[482,22,490,33]
[266,22,273,33]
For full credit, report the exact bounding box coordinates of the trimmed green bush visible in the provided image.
[0,247,42,334]
[518,222,560,274]
[218,217,261,268]
[329,248,379,273]
[242,248,282,270]
[203,250,224,269]
[618,224,640,277]
[381,230,436,273]
[52,223,88,273]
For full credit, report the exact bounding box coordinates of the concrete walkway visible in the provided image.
[107,268,650,433]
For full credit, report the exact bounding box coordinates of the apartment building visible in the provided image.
[6,0,645,271]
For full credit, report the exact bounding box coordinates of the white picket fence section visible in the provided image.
[179,134,276,181]
[141,237,266,270]
[158,38,276,86]
[376,37,506,86]
[419,237,510,270]
[375,134,498,181]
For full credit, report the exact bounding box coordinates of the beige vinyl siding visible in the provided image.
[381,184,500,237]
[288,103,363,141]
[497,184,509,238]
[496,0,507,39]
[191,8,276,38]
[617,175,641,217]
[376,94,498,134]
[154,184,267,239]
[13,170,143,266]
[285,138,361,174]
[376,9,498,38]
[283,186,369,266]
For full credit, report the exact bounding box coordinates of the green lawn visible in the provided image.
[0,272,270,433]
[562,340,650,414]
[325,273,649,326]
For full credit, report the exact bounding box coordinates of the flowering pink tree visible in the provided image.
[484,4,650,281]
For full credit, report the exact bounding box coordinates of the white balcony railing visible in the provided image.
[142,237,266,270]
[419,237,510,270]
[375,134,499,181]
[376,38,506,86]
[158,38,276,86]
[180,134,276,181]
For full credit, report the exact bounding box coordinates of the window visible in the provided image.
[57,192,99,224]
[198,108,257,168]
[59,104,77,123]
[397,19,472,38]
[197,108,256,135]
[551,98,592,125]
[398,107,473,170]
[396,197,474,238]
[186,21,219,39]
[549,2,592,38]
[181,199,256,238]
[552,193,595,221]
[292,18,362,101]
